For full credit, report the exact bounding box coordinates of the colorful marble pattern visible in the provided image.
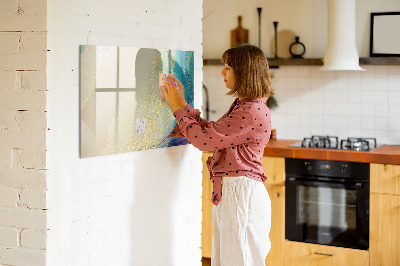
[80,45,194,158]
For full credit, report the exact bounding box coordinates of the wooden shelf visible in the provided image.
[203,58,323,67]
[268,58,322,67]
[203,57,400,67]
[359,57,400,65]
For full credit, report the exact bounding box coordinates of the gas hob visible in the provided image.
[289,135,382,151]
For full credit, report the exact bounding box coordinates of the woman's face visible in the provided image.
[220,64,235,89]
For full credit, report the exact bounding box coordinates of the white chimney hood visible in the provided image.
[320,0,365,71]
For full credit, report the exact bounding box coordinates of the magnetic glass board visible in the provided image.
[80,46,194,158]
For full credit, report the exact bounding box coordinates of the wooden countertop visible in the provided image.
[263,139,400,165]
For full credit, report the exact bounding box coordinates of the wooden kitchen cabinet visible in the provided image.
[370,193,400,266]
[370,163,400,195]
[261,156,285,186]
[264,184,285,266]
[262,156,285,266]
[284,241,369,266]
[370,163,400,266]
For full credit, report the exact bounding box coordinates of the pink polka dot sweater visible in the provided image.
[170,97,272,206]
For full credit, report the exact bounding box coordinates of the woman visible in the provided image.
[161,44,273,266]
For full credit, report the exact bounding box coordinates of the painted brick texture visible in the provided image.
[0,0,47,265]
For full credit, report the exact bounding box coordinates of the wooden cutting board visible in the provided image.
[231,16,249,48]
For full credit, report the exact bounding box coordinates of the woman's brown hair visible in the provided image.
[221,44,273,99]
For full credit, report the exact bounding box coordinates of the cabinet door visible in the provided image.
[370,163,400,195]
[284,241,369,266]
[261,156,285,185]
[202,152,213,258]
[264,185,284,266]
[370,193,400,266]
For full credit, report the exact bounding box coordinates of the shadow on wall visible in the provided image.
[129,146,187,265]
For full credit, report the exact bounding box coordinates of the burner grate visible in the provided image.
[296,136,378,151]
[301,135,339,149]
[340,137,377,151]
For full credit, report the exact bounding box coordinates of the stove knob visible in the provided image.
[305,162,312,171]
[340,164,347,174]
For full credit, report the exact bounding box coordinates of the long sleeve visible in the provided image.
[173,105,257,152]
[168,104,210,137]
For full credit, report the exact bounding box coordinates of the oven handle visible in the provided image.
[286,177,364,189]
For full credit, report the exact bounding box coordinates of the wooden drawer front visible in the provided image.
[370,193,400,266]
[284,241,369,266]
[262,156,285,185]
[370,163,400,195]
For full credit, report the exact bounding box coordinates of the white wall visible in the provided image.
[0,0,48,265]
[203,0,400,145]
[203,0,400,58]
[47,0,203,266]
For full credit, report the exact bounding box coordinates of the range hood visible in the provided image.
[320,0,365,71]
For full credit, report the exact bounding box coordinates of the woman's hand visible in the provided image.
[170,77,187,107]
[161,79,184,113]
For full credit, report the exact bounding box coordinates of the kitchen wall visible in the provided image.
[46,1,203,266]
[203,0,400,144]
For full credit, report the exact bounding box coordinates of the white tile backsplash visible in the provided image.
[388,74,400,91]
[374,65,388,77]
[362,116,375,130]
[286,77,299,89]
[375,130,389,144]
[203,65,400,144]
[374,90,388,104]
[389,118,400,131]
[348,72,362,90]
[388,65,400,76]
[336,103,349,116]
[348,103,362,116]
[374,77,388,91]
[389,131,400,143]
[362,90,375,104]
[298,77,311,89]
[336,90,349,103]
[348,90,362,103]
[388,91,400,104]
[336,115,348,129]
[389,104,400,117]
[375,104,389,117]
[361,104,375,117]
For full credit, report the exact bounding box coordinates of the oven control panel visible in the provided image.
[286,158,369,180]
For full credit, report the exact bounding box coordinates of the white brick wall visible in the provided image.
[21,229,47,250]
[0,0,48,265]
[46,1,203,266]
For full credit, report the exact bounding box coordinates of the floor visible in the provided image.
[202,257,211,266]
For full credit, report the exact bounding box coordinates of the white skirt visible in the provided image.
[212,176,271,266]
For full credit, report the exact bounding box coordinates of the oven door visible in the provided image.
[285,177,369,250]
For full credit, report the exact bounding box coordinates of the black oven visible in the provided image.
[285,158,369,250]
